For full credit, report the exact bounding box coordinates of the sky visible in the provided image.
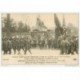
[2,13,78,29]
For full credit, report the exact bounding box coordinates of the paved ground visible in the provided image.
[2,49,78,65]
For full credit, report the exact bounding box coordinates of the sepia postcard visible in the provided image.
[1,13,79,65]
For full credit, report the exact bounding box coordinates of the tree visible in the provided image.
[2,14,14,36]
[18,21,24,33]
[24,24,31,32]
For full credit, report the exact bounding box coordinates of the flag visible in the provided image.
[54,14,61,27]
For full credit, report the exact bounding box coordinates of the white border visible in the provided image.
[0,0,80,80]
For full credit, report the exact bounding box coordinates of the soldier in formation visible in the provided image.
[59,35,78,55]
[2,33,78,55]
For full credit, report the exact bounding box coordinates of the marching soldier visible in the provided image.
[24,36,32,54]
[60,37,68,54]
[75,38,78,54]
[3,38,12,54]
[17,38,21,54]
[12,37,17,54]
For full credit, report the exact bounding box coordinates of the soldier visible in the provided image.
[47,38,53,49]
[44,38,48,49]
[24,37,32,54]
[39,37,44,49]
[2,38,6,54]
[70,38,75,54]
[32,39,36,48]
[38,39,42,49]
[8,38,12,54]
[57,35,63,49]
[3,38,12,54]
[75,38,78,54]
[60,37,68,54]
[70,36,78,54]
[17,38,21,54]
[67,38,75,55]
[31,38,35,48]
[20,37,25,51]
[12,37,17,54]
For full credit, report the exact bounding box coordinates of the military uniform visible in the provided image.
[24,37,32,54]
[60,38,68,54]
[12,38,17,54]
[3,39,12,54]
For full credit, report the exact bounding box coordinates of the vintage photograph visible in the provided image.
[1,13,79,65]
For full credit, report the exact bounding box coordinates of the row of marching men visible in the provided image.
[57,35,78,54]
[2,35,56,54]
[2,34,78,55]
[2,36,32,54]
